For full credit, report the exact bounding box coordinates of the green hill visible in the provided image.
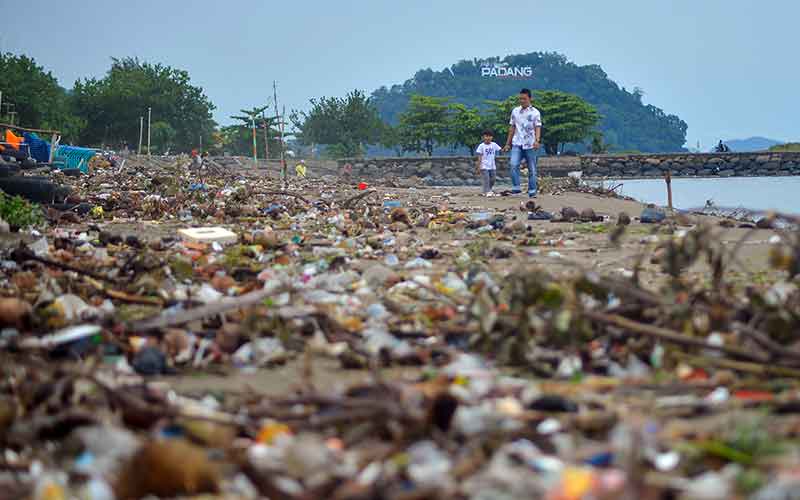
[370,52,688,153]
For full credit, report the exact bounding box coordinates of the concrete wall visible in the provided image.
[581,152,800,178]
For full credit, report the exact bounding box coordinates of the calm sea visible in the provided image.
[596,176,800,216]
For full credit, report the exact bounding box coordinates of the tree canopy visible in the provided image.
[149,121,177,154]
[447,103,483,154]
[218,105,282,157]
[387,91,598,156]
[371,52,687,152]
[291,90,384,157]
[0,52,84,140]
[769,143,800,152]
[396,95,452,156]
[72,57,216,151]
[533,90,600,154]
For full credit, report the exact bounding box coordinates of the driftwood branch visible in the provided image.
[256,190,314,205]
[11,244,118,284]
[585,310,769,363]
[129,285,287,331]
[342,189,377,209]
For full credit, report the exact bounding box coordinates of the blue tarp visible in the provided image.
[22,132,51,163]
[54,146,95,173]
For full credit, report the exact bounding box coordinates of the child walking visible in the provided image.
[475,130,501,197]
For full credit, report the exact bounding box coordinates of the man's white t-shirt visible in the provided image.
[509,105,542,149]
[476,142,502,170]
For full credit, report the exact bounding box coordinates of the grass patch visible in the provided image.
[0,192,44,229]
[465,238,493,259]
[574,223,610,234]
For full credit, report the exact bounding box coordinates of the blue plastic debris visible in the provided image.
[383,200,402,209]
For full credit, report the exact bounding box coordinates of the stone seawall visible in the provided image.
[210,157,340,176]
[581,152,800,178]
[336,156,578,185]
[210,153,800,184]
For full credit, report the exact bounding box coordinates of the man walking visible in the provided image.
[503,88,542,197]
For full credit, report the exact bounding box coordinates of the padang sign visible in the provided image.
[480,62,533,79]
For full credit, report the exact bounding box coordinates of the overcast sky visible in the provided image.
[3,0,797,149]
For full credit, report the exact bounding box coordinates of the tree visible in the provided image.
[482,96,518,145]
[0,52,84,140]
[447,103,483,154]
[379,125,404,156]
[769,143,800,152]
[72,57,216,151]
[396,95,451,156]
[150,121,176,154]
[534,90,600,155]
[291,90,384,157]
[225,105,282,157]
[589,131,612,154]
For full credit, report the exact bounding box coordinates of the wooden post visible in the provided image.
[280,106,287,188]
[252,117,258,167]
[665,170,673,213]
[272,81,289,186]
[147,107,152,156]
[268,111,269,163]
[48,133,57,163]
[138,116,143,155]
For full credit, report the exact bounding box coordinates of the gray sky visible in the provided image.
[3,0,797,149]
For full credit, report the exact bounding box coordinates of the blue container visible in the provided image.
[53,146,96,173]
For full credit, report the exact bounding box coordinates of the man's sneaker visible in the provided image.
[511,190,522,195]
[529,192,538,198]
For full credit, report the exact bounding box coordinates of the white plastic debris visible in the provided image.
[178,227,238,245]
[29,237,50,257]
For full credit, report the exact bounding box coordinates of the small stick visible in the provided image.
[342,189,377,209]
[11,245,118,285]
[675,352,800,379]
[665,170,673,213]
[733,321,800,363]
[585,310,768,362]
[129,285,287,331]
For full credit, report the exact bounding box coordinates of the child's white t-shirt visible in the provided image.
[476,142,502,170]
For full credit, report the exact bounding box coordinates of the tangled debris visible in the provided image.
[0,156,799,499]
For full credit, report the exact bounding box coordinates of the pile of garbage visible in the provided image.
[0,157,799,499]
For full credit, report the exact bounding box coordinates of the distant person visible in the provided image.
[341,162,353,179]
[475,129,501,197]
[716,140,730,153]
[295,159,307,178]
[503,88,542,197]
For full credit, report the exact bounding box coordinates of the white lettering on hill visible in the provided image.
[480,63,533,79]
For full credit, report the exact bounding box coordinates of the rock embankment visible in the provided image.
[581,152,800,178]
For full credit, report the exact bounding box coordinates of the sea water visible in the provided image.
[596,176,800,215]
